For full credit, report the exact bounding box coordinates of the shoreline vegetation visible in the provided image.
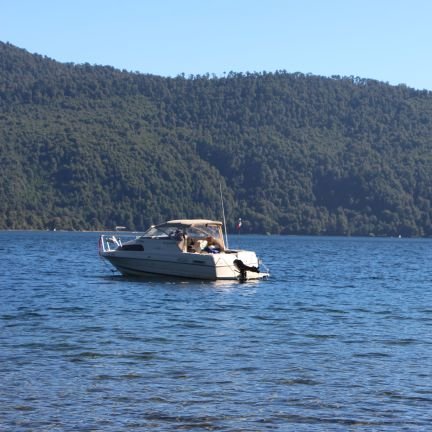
[2,42,432,236]
[1,229,429,239]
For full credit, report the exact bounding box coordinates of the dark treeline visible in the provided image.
[2,41,432,235]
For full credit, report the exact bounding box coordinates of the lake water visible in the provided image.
[1,231,432,431]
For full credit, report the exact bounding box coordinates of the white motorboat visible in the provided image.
[99,219,269,281]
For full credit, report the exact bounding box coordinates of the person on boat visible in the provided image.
[205,236,225,252]
[170,229,184,240]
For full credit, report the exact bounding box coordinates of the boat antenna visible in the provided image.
[219,181,229,249]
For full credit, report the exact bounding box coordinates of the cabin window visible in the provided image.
[119,244,144,251]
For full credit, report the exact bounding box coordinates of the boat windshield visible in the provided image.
[140,225,179,239]
[140,223,222,240]
[186,224,221,239]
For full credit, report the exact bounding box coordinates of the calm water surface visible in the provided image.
[1,232,432,431]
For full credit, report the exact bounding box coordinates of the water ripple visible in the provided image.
[1,232,432,430]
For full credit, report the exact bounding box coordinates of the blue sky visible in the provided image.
[1,0,432,90]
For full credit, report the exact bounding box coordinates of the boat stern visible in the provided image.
[233,250,269,280]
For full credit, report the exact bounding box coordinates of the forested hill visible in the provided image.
[2,41,432,236]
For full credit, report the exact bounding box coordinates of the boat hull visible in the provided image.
[101,249,267,281]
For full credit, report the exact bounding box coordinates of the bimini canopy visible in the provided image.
[165,219,222,227]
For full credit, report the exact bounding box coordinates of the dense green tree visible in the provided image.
[2,41,432,235]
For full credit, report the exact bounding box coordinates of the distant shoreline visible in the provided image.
[0,229,430,238]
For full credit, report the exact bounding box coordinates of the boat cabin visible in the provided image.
[139,219,225,253]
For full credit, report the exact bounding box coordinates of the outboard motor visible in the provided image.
[234,259,260,281]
